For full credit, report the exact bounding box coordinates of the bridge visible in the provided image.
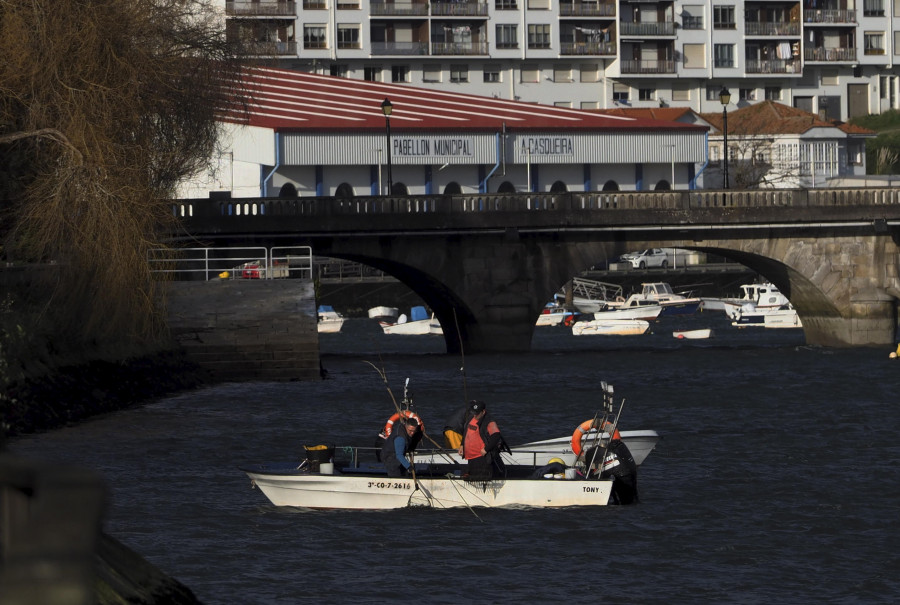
[171,188,900,353]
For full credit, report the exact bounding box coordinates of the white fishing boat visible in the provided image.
[593,296,663,321]
[572,318,649,336]
[535,303,579,327]
[414,429,660,468]
[630,282,701,316]
[673,328,713,340]
[563,277,625,314]
[704,282,790,319]
[242,460,614,510]
[732,304,802,329]
[381,306,443,335]
[367,305,399,323]
[316,305,344,333]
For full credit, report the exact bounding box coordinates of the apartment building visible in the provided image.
[221,0,900,122]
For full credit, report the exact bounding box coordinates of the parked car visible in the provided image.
[620,248,669,269]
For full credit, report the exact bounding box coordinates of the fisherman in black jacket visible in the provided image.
[583,439,639,504]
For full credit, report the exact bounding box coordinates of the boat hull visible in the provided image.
[244,465,613,510]
[572,319,649,336]
[673,328,712,339]
[381,320,443,335]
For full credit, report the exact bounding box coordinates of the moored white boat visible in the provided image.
[710,282,790,319]
[367,305,399,323]
[594,296,663,321]
[732,303,802,329]
[632,282,701,316]
[242,461,614,510]
[381,306,443,335]
[564,277,625,314]
[317,305,345,333]
[536,303,579,327]
[673,328,713,339]
[572,318,649,336]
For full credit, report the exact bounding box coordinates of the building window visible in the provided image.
[895,31,900,55]
[303,0,327,8]
[527,24,551,49]
[683,43,707,68]
[714,44,734,68]
[337,25,360,49]
[865,32,886,55]
[496,24,518,49]
[613,83,629,103]
[364,66,382,82]
[580,64,600,82]
[864,0,885,16]
[554,101,573,108]
[392,65,410,83]
[304,25,327,49]
[329,65,348,78]
[765,86,781,100]
[639,88,655,101]
[483,66,501,83]
[423,66,442,82]
[554,65,573,82]
[713,5,735,29]
[336,0,359,8]
[706,86,722,101]
[450,64,469,83]
[682,5,704,29]
[740,87,757,101]
[527,0,549,8]
[521,66,539,83]
[672,85,690,102]
[496,0,517,8]
[581,101,600,110]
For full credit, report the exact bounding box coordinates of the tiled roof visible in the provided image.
[218,66,707,134]
[699,101,876,136]
[593,107,698,122]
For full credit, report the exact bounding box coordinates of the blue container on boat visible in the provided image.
[410,306,429,322]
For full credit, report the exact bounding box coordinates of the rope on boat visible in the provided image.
[446,473,482,522]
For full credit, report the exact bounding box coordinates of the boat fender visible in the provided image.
[571,420,621,456]
[383,410,425,438]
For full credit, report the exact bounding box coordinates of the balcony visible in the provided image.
[746,59,801,74]
[804,46,857,61]
[561,41,616,55]
[240,40,298,55]
[226,1,296,16]
[619,59,676,74]
[744,21,801,36]
[431,1,489,16]
[371,41,429,54]
[559,1,616,17]
[803,9,856,23]
[619,22,675,36]
[303,0,327,8]
[370,1,429,15]
[432,41,490,54]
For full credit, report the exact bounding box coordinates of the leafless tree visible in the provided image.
[0,0,245,365]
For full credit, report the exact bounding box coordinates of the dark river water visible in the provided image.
[10,313,900,604]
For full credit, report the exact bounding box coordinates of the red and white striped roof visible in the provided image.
[219,66,705,134]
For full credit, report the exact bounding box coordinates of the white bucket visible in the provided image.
[319,462,334,475]
[564,468,576,480]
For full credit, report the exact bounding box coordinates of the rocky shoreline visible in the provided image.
[1,348,208,442]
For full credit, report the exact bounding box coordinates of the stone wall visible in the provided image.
[165,279,320,381]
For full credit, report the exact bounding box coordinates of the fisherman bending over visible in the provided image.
[459,400,509,480]
[442,404,469,449]
[381,418,420,477]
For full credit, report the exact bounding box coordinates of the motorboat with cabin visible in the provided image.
[379,306,443,335]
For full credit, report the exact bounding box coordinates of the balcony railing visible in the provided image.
[371,41,429,54]
[744,21,801,36]
[560,41,616,55]
[303,0,327,8]
[745,59,801,74]
[803,9,857,23]
[619,21,675,36]
[370,1,429,15]
[619,59,676,74]
[559,1,616,17]
[432,41,490,54]
[431,1,489,16]
[226,1,296,16]
[804,46,857,62]
[240,40,298,55]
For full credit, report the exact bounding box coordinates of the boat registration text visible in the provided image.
[367,481,413,490]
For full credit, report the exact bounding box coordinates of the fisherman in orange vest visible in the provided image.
[458,400,509,480]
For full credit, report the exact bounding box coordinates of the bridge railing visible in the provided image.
[171,187,900,219]
[148,246,313,280]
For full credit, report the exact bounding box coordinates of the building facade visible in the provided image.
[220,0,900,123]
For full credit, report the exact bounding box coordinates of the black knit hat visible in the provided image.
[469,400,485,414]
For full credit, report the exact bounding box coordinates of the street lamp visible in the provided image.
[381,98,393,195]
[719,86,731,189]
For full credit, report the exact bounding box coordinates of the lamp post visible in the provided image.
[719,86,731,189]
[381,98,393,195]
